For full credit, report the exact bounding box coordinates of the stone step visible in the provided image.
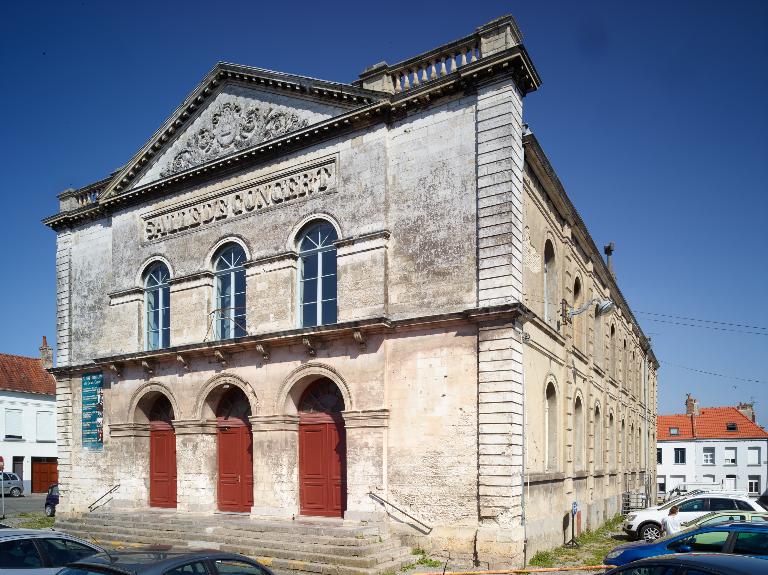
[57,518,388,547]
[58,523,402,558]
[78,513,383,539]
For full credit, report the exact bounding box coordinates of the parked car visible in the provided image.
[605,521,768,567]
[0,529,103,573]
[683,510,768,529]
[0,473,24,498]
[60,550,276,575]
[603,553,768,575]
[44,484,58,517]
[663,482,741,501]
[623,492,766,540]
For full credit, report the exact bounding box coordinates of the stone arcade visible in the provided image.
[45,15,658,567]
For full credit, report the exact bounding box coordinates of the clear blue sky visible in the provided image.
[2,1,766,421]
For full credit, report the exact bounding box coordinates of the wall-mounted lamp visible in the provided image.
[568,298,615,319]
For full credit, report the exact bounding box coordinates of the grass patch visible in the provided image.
[16,512,54,529]
[403,548,443,570]
[527,514,624,568]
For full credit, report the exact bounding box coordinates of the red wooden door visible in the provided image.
[299,413,346,517]
[149,423,177,508]
[217,424,253,512]
[31,459,58,493]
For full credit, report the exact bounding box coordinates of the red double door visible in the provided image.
[217,423,254,512]
[299,413,346,517]
[149,423,177,508]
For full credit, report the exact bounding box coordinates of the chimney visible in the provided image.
[685,393,700,416]
[604,242,615,277]
[737,402,756,423]
[39,336,53,370]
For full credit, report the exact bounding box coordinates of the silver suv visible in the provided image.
[1,472,24,497]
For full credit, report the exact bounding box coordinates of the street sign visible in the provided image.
[572,501,578,516]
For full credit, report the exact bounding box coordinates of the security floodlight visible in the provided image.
[568,298,615,319]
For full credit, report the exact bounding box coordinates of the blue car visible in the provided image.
[604,521,768,566]
[44,484,58,517]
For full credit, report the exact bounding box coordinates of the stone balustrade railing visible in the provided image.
[58,184,103,212]
[389,40,480,93]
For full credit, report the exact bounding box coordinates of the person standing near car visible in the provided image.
[661,505,682,536]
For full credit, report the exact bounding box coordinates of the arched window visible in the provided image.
[543,240,557,328]
[572,277,583,349]
[608,412,616,470]
[213,243,247,340]
[144,262,170,350]
[574,396,585,471]
[594,404,603,470]
[609,324,617,379]
[621,419,626,468]
[298,221,338,327]
[545,382,557,471]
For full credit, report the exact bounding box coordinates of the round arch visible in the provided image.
[275,362,352,415]
[136,255,175,287]
[194,372,259,421]
[204,236,252,271]
[128,382,181,424]
[286,212,343,251]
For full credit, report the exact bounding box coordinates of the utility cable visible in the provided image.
[660,361,767,385]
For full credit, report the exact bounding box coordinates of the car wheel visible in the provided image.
[640,523,662,541]
[45,504,55,517]
[9,488,21,497]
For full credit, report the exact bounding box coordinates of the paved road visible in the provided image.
[0,493,46,517]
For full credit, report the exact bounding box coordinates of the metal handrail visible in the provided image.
[368,491,432,534]
[88,484,120,512]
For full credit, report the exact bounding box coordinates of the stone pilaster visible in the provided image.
[107,423,150,509]
[54,375,74,514]
[174,419,218,513]
[250,414,299,518]
[475,73,526,559]
[335,231,390,322]
[55,230,72,366]
[342,409,389,522]
[246,253,297,333]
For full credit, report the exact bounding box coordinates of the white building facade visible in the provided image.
[657,396,768,500]
[0,341,58,494]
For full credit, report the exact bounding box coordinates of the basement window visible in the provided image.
[726,422,738,432]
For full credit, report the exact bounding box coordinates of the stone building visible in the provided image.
[45,15,657,566]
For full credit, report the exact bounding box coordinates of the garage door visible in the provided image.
[31,458,58,493]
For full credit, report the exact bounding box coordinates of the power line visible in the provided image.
[636,311,768,332]
[661,361,767,384]
[641,317,768,337]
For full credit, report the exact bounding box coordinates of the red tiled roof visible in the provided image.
[0,353,55,396]
[659,407,768,441]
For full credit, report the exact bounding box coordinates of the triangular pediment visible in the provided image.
[100,63,385,200]
[132,83,349,189]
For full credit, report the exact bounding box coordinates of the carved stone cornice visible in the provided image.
[109,422,150,438]
[173,419,218,435]
[342,409,390,429]
[249,414,299,433]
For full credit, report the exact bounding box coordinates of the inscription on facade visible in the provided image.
[143,159,336,242]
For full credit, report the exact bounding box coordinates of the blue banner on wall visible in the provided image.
[82,373,104,450]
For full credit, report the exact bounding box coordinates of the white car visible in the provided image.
[623,492,766,541]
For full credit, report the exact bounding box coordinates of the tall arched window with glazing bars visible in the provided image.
[298,222,338,327]
[144,262,170,350]
[213,244,247,340]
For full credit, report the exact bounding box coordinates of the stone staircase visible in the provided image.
[56,510,414,575]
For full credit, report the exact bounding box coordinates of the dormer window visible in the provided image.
[726,422,738,432]
[669,427,679,436]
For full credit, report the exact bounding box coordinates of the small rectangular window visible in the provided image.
[702,447,715,465]
[747,447,761,466]
[749,476,761,495]
[4,409,22,440]
[657,448,662,464]
[669,427,679,435]
[36,411,55,442]
[674,447,686,464]
[657,475,666,493]
[726,422,738,431]
[724,447,737,465]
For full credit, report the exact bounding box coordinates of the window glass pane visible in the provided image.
[321,249,336,274]
[302,303,317,328]
[218,273,232,300]
[321,299,337,325]
[0,538,44,567]
[302,279,317,304]
[302,254,318,280]
[703,514,744,525]
[748,448,760,465]
[710,498,738,512]
[678,499,705,512]
[733,531,768,555]
[165,561,209,575]
[5,409,22,439]
[38,538,99,566]
[321,274,337,301]
[736,500,753,511]
[214,559,266,575]
[36,411,55,442]
[685,530,729,552]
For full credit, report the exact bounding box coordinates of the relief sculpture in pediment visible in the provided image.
[161,101,310,177]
